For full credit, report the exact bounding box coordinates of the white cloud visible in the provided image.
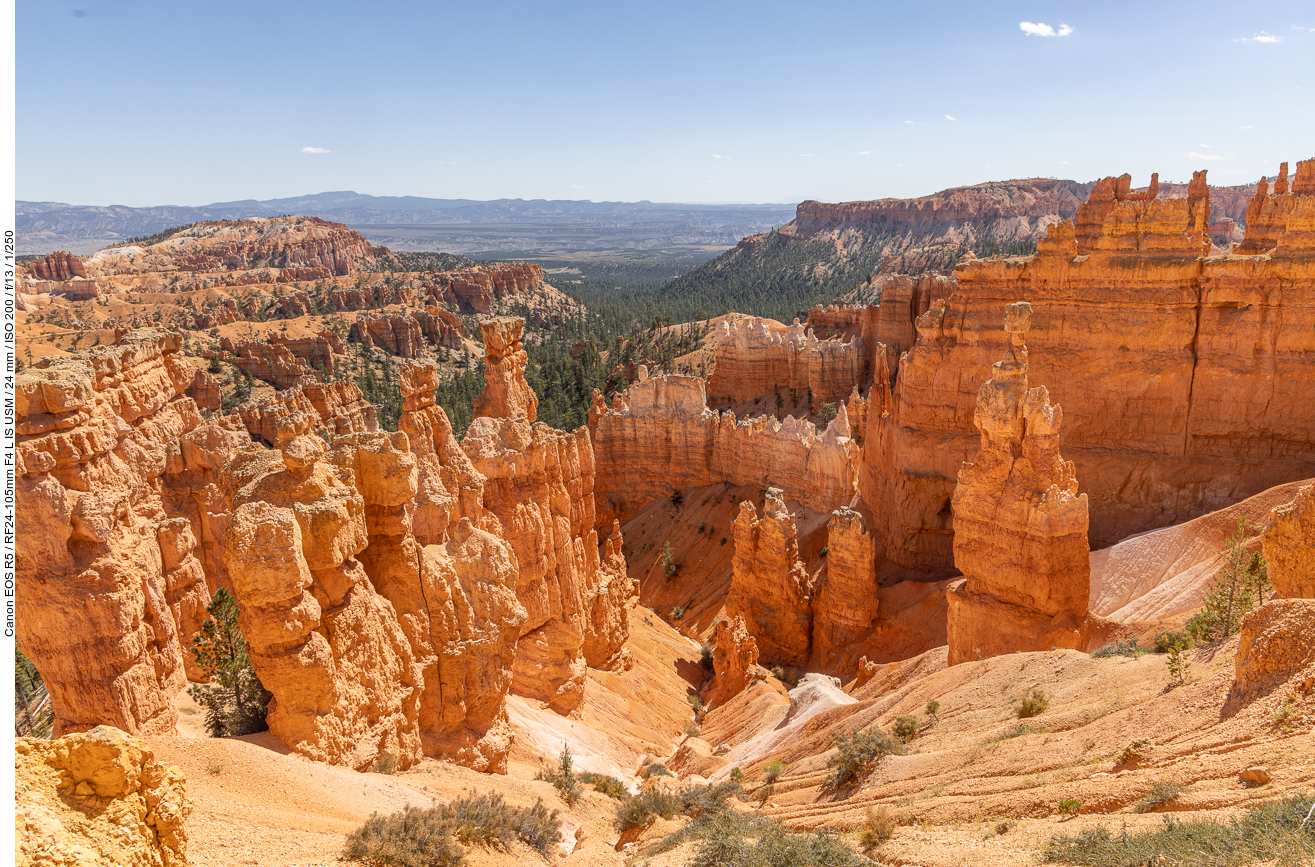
[1061,160,1071,165]
[1186,152,1225,162]
[904,120,914,124]
[1238,31,1282,42]
[571,184,583,189]
[945,114,957,121]
[1020,21,1074,37]
[800,153,815,157]
[857,150,870,155]
[1239,125,1253,129]
[712,154,731,160]
[300,146,331,154]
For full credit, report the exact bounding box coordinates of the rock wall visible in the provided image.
[946,303,1091,664]
[811,508,881,669]
[16,330,207,736]
[726,489,815,667]
[23,250,88,281]
[704,615,763,709]
[15,726,190,867]
[706,317,865,411]
[592,373,860,527]
[462,417,631,714]
[443,263,544,313]
[472,316,538,422]
[1262,484,1315,599]
[81,216,382,276]
[862,164,1315,582]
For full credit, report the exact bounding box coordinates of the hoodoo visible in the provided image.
[945,302,1091,664]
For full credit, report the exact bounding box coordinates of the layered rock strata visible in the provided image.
[811,508,881,668]
[23,249,88,281]
[726,490,815,666]
[16,331,207,736]
[15,726,190,867]
[462,417,631,713]
[1262,485,1315,599]
[472,316,538,422]
[81,216,383,276]
[706,317,865,411]
[349,308,467,355]
[946,303,1091,664]
[443,264,544,313]
[705,616,763,709]
[591,373,859,527]
[862,164,1315,582]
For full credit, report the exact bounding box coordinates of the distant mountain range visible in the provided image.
[16,192,799,256]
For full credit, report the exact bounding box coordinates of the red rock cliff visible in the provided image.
[861,164,1315,582]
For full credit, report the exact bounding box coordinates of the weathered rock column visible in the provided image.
[946,302,1091,664]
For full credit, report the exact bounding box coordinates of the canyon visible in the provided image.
[14,161,1315,867]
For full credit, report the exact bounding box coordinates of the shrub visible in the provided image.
[893,715,919,742]
[661,542,680,580]
[1135,782,1183,814]
[679,810,869,867]
[826,727,901,789]
[859,805,897,850]
[1017,689,1050,719]
[534,744,581,805]
[614,788,679,832]
[729,766,745,783]
[925,700,941,720]
[684,720,702,737]
[699,643,714,671]
[671,605,687,621]
[638,761,673,779]
[344,805,466,867]
[762,760,788,784]
[1091,638,1144,658]
[343,794,562,867]
[1042,796,1315,866]
[1166,644,1191,687]
[987,725,1038,743]
[373,752,398,775]
[188,589,270,737]
[679,780,743,817]
[1153,629,1192,654]
[1058,798,1082,818]
[1118,738,1152,766]
[579,772,628,799]
[670,489,685,509]
[771,665,801,688]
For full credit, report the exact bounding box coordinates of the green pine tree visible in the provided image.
[1187,515,1270,642]
[188,589,270,737]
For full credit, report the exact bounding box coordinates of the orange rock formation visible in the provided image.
[24,250,87,281]
[726,489,815,666]
[16,331,206,736]
[472,316,538,423]
[706,317,866,411]
[16,726,191,867]
[461,417,632,713]
[1262,485,1315,599]
[704,616,763,709]
[945,302,1091,664]
[861,163,1315,583]
[591,373,859,527]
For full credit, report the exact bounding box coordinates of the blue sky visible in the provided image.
[16,0,1315,206]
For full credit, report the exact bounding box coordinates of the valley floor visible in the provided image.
[151,608,1315,867]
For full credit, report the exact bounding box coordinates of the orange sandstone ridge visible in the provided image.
[14,161,1315,867]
